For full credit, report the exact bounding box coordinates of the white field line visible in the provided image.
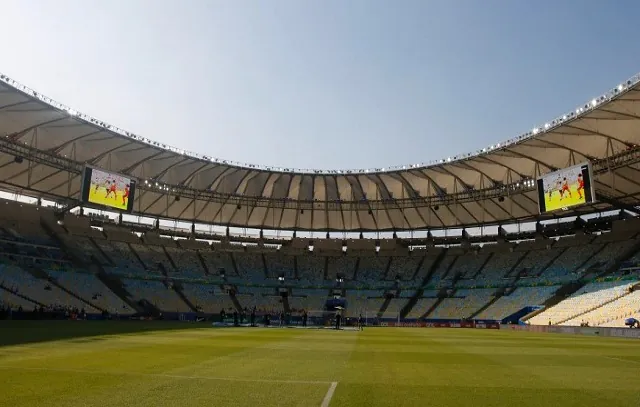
[0,365,332,385]
[320,381,338,407]
[604,356,640,365]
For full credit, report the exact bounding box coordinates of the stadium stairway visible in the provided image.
[224,285,242,312]
[293,256,299,280]
[40,218,88,267]
[89,238,116,267]
[377,295,393,318]
[196,251,211,275]
[470,253,495,280]
[421,288,452,319]
[162,246,178,270]
[401,250,447,319]
[521,282,583,323]
[502,251,529,280]
[282,293,291,314]
[127,243,150,270]
[96,270,145,313]
[323,257,329,280]
[259,254,269,279]
[170,281,198,313]
[409,256,427,281]
[381,257,393,280]
[0,284,44,308]
[469,288,504,319]
[27,267,106,312]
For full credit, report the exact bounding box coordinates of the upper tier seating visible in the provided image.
[264,254,295,279]
[296,255,325,283]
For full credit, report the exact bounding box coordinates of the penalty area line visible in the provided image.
[321,381,338,407]
[0,365,332,385]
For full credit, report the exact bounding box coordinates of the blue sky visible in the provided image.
[1,1,640,171]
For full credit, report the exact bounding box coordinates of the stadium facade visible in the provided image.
[0,72,639,329]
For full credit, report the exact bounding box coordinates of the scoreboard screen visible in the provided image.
[536,162,595,214]
[80,166,136,213]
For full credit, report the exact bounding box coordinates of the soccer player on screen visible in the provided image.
[561,177,571,199]
[122,184,130,206]
[577,173,584,199]
[556,177,564,200]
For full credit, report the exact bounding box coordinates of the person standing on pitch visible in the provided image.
[335,310,342,330]
[358,314,364,331]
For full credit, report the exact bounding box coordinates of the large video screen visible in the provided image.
[536,162,595,214]
[81,166,136,212]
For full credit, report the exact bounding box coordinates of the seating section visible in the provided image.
[48,270,129,313]
[0,287,38,310]
[297,256,325,283]
[122,279,189,312]
[199,251,235,276]
[389,256,422,281]
[346,290,384,317]
[264,254,295,279]
[430,289,495,319]
[327,256,357,281]
[475,286,559,320]
[0,198,639,326]
[288,289,328,312]
[181,283,235,313]
[235,287,282,313]
[405,297,438,319]
[234,254,266,281]
[381,298,406,319]
[562,285,639,327]
[528,281,633,325]
[0,264,97,311]
[165,247,204,278]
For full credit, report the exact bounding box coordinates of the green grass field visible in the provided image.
[0,322,639,406]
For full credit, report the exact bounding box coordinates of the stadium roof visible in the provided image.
[1,72,640,232]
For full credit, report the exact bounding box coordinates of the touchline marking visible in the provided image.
[0,366,332,385]
[320,381,338,407]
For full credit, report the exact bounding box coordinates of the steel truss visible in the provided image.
[1,137,640,213]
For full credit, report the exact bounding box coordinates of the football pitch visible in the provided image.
[0,322,639,406]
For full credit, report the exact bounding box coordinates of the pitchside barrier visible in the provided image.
[380,321,500,329]
[502,324,640,339]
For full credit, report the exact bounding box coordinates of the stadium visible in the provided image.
[1,66,640,407]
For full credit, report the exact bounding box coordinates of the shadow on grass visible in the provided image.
[0,320,209,347]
